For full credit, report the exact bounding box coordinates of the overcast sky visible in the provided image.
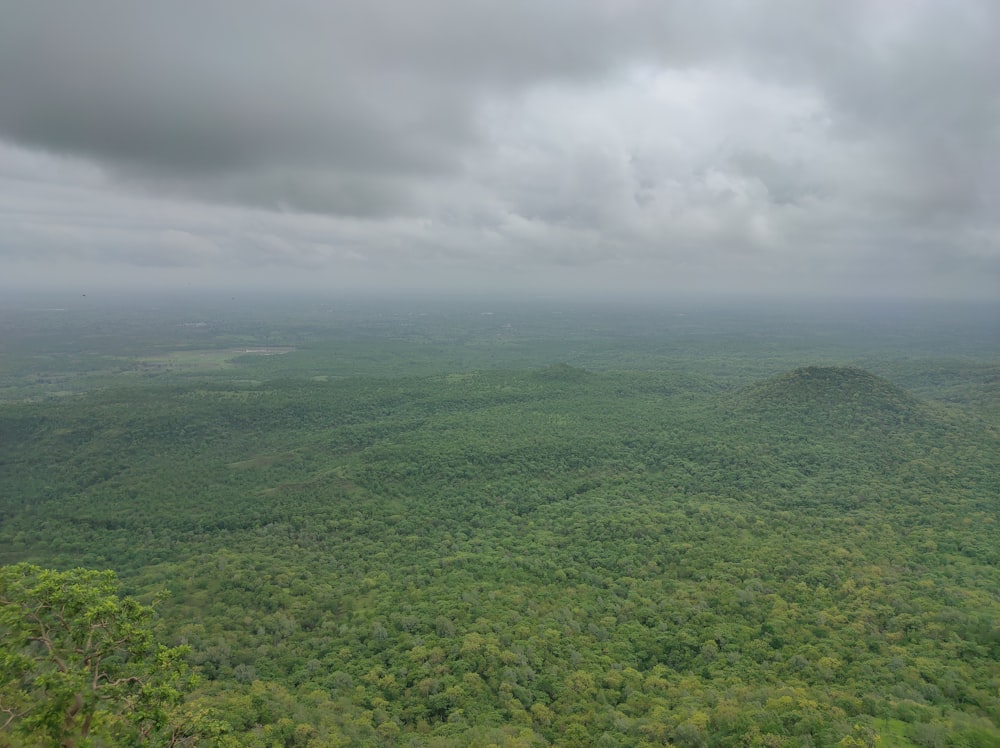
[1,1,997,299]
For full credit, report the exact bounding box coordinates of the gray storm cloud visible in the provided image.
[0,0,997,297]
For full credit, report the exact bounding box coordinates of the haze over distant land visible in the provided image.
[1,2,997,299]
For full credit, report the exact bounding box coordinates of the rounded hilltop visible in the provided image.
[734,366,927,430]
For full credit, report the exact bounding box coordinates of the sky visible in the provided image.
[1,1,998,300]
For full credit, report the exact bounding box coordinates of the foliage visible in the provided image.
[0,564,194,747]
[1,297,998,745]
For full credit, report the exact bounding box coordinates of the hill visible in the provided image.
[733,366,927,429]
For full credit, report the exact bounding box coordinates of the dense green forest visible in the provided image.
[1,296,998,747]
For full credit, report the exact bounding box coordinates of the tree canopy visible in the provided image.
[1,299,998,745]
[0,564,197,747]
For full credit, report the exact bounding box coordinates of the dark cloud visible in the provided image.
[0,1,996,297]
[0,2,654,178]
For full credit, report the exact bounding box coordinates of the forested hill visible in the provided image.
[2,360,999,746]
[734,366,926,425]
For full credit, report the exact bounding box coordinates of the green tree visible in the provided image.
[0,563,192,747]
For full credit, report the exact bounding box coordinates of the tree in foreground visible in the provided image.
[0,563,207,747]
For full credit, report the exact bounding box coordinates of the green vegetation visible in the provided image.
[0,564,212,747]
[1,296,998,746]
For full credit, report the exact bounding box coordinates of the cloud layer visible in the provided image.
[1,0,997,297]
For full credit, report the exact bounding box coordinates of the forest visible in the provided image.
[1,294,998,747]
